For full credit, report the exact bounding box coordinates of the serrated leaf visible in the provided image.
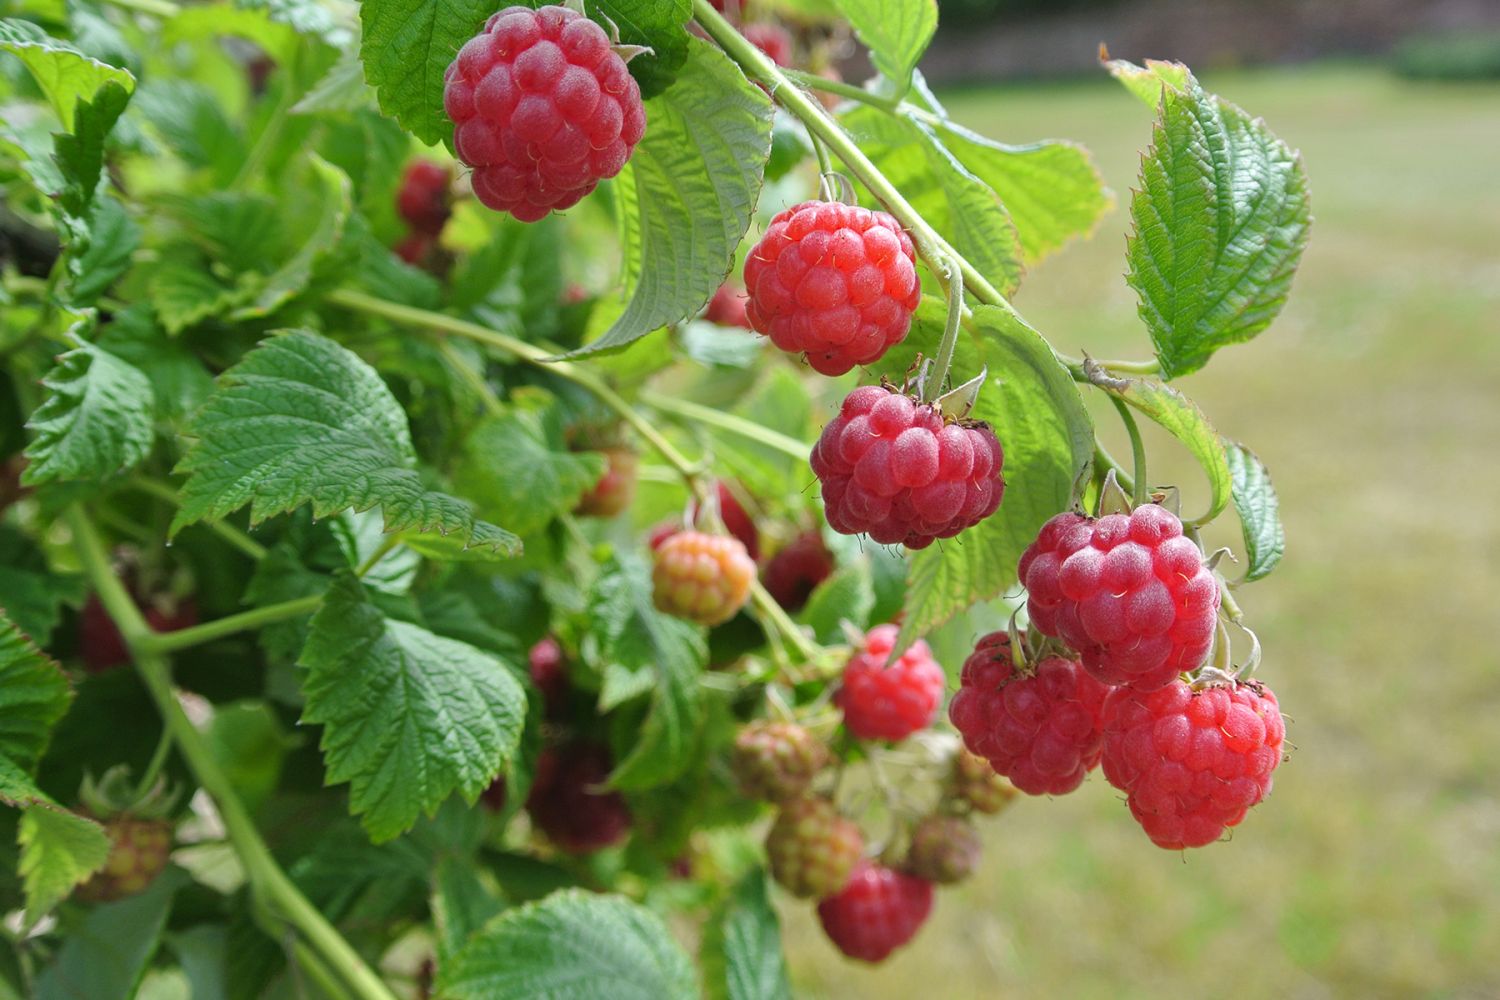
[299,574,527,842]
[95,306,214,422]
[330,509,420,596]
[457,394,606,538]
[0,19,134,131]
[797,565,874,645]
[588,555,706,790]
[432,855,505,962]
[33,867,186,1000]
[68,194,140,306]
[1102,376,1231,526]
[133,78,245,180]
[173,329,518,555]
[358,0,496,146]
[438,889,697,1000]
[22,331,154,486]
[1126,70,1311,378]
[568,38,772,357]
[230,156,352,320]
[165,192,282,276]
[1225,440,1283,582]
[292,50,372,115]
[1102,55,1191,108]
[147,249,256,334]
[714,873,791,1000]
[53,80,130,223]
[889,302,1093,641]
[843,105,1022,297]
[830,0,936,96]
[0,526,85,645]
[18,803,112,918]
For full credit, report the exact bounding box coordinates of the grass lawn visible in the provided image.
[781,63,1500,998]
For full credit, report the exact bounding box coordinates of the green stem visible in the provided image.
[1108,394,1149,505]
[135,594,324,655]
[780,68,897,112]
[924,257,964,402]
[233,50,299,190]
[132,727,175,802]
[749,580,818,663]
[99,0,179,16]
[639,391,810,461]
[1092,441,1135,498]
[354,535,403,579]
[438,340,503,417]
[130,478,268,561]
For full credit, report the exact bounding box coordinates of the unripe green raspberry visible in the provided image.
[766,797,863,899]
[904,814,981,884]
[651,531,756,626]
[74,817,173,902]
[731,720,828,802]
[951,749,1019,815]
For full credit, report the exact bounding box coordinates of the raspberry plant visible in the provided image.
[0,0,1306,992]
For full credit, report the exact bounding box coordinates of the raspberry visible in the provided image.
[948,631,1110,796]
[74,817,172,902]
[701,481,759,559]
[705,283,751,329]
[816,862,933,963]
[810,385,1005,548]
[574,446,637,517]
[647,520,679,551]
[836,624,945,742]
[651,531,756,626]
[444,5,646,222]
[528,636,569,717]
[525,743,631,853]
[761,531,833,612]
[743,23,792,67]
[80,591,198,674]
[744,201,921,375]
[765,797,862,899]
[731,720,828,801]
[396,159,452,236]
[395,232,435,266]
[904,814,980,884]
[1101,677,1285,849]
[1017,505,1220,690]
[480,775,508,811]
[950,749,1018,814]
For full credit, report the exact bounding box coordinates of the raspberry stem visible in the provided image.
[1107,395,1149,505]
[640,391,810,460]
[923,255,965,403]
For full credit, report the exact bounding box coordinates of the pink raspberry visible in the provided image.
[765,797,863,899]
[1101,677,1285,849]
[705,283,752,329]
[744,201,921,375]
[651,531,756,626]
[836,624,945,742]
[743,22,792,67]
[816,862,933,963]
[761,530,834,611]
[948,631,1110,796]
[396,159,452,235]
[443,5,646,222]
[811,385,1005,548]
[528,636,569,717]
[524,743,631,853]
[1017,505,1220,690]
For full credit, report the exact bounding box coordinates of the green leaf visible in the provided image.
[456,393,607,538]
[165,192,281,276]
[53,81,131,222]
[230,156,353,320]
[438,889,697,1000]
[712,872,791,1000]
[797,565,874,645]
[843,106,1022,297]
[22,331,154,487]
[299,574,527,842]
[358,0,496,146]
[0,20,134,131]
[1102,376,1231,526]
[928,121,1112,265]
[1125,70,1311,378]
[133,79,245,180]
[95,306,213,423]
[147,249,255,334]
[1102,55,1191,108]
[173,329,518,555]
[0,526,85,645]
[892,302,1093,641]
[432,855,505,962]
[569,38,773,357]
[586,0,692,99]
[68,194,140,306]
[588,555,706,790]
[1224,440,1283,582]
[18,803,112,919]
[830,0,936,96]
[33,867,186,1000]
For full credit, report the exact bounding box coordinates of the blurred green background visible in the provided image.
[781,63,1500,997]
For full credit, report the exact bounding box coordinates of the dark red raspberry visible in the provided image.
[528,636,569,717]
[695,481,759,559]
[904,814,980,884]
[80,591,198,674]
[948,631,1110,796]
[574,446,637,517]
[705,283,751,329]
[525,743,631,853]
[395,232,435,266]
[74,817,173,902]
[950,748,1018,814]
[765,797,862,898]
[731,720,828,801]
[1018,505,1220,691]
[1101,677,1285,849]
[744,201,921,375]
[811,385,1005,548]
[444,5,646,222]
[743,22,792,67]
[836,624,945,742]
[652,531,756,626]
[761,531,833,612]
[816,862,933,963]
[396,160,452,236]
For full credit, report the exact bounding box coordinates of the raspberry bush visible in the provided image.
[0,0,1306,991]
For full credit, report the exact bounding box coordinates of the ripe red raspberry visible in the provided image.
[904,814,980,884]
[950,748,1018,814]
[395,232,435,266]
[699,481,759,559]
[652,531,756,626]
[765,797,862,898]
[744,201,921,375]
[816,862,933,963]
[743,22,792,67]
[574,446,637,517]
[528,636,568,717]
[525,743,631,853]
[731,720,828,801]
[1101,677,1285,849]
[444,5,646,222]
[948,631,1110,796]
[1017,505,1220,691]
[811,385,1005,548]
[836,624,945,742]
[761,531,834,612]
[74,817,173,902]
[80,591,198,674]
[396,160,452,236]
[705,283,751,329]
